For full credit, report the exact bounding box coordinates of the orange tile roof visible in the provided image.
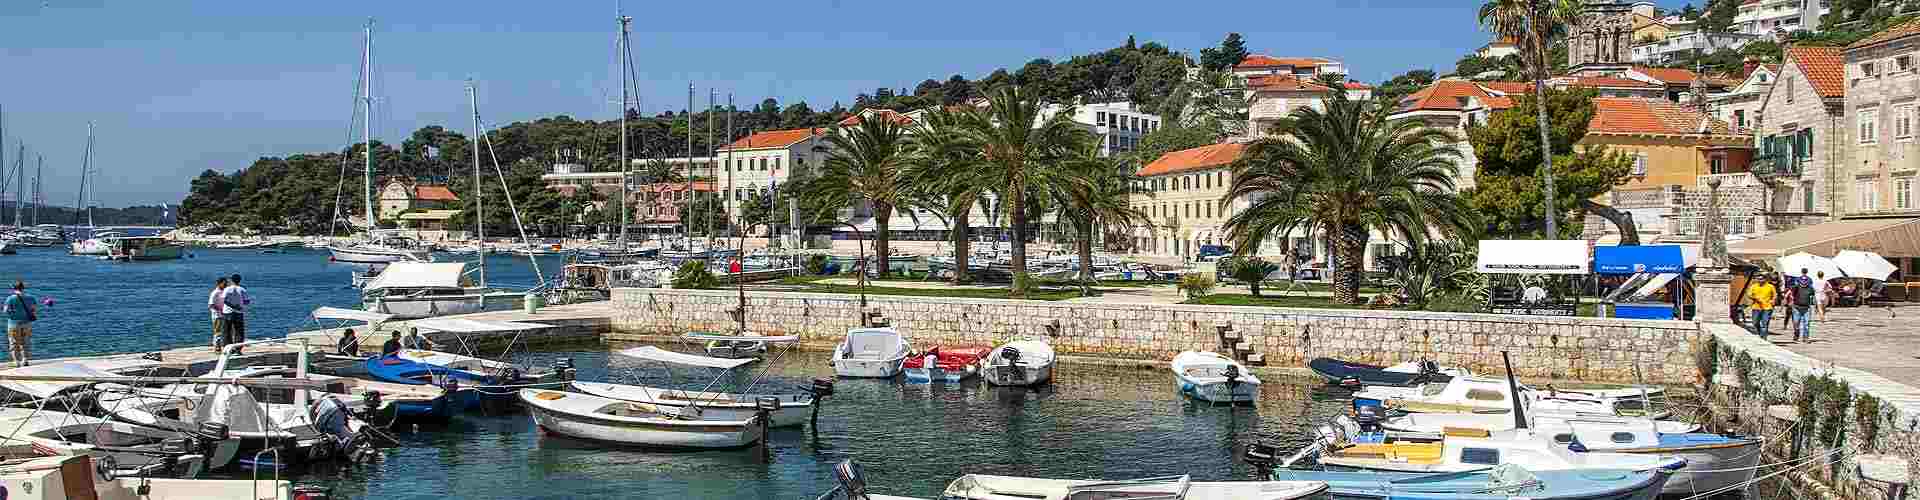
[1560,76,1663,89]
[1236,55,1334,69]
[1247,74,1334,92]
[1395,80,1516,113]
[1588,97,1736,136]
[1848,17,1920,51]
[723,128,823,150]
[1138,143,1245,177]
[838,109,914,127]
[413,185,459,202]
[1479,81,1536,94]
[1784,46,1845,99]
[1631,66,1698,85]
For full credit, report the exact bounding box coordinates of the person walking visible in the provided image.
[1813,270,1831,321]
[208,277,229,351]
[1791,269,1816,343]
[1748,274,1777,338]
[2,281,37,368]
[221,274,250,351]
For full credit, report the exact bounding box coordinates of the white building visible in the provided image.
[715,127,833,223]
[1630,30,1763,64]
[1231,55,1346,79]
[1040,101,1162,157]
[1733,0,1828,35]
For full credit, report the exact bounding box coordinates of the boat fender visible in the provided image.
[1339,377,1361,387]
[831,460,870,500]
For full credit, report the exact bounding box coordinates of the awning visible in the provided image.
[312,307,393,325]
[364,262,468,290]
[409,318,552,334]
[1476,240,1590,274]
[1594,245,1686,274]
[682,333,801,343]
[0,363,118,398]
[613,346,755,369]
[1730,217,1920,258]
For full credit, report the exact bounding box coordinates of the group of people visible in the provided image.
[207,274,250,352]
[1745,268,1830,344]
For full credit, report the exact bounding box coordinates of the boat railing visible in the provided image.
[1057,475,1191,500]
[251,447,282,499]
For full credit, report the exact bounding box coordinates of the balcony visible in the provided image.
[1749,154,1803,178]
[1697,173,1765,189]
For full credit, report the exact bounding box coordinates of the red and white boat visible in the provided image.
[903,346,991,384]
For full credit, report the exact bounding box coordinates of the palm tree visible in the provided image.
[1221,85,1477,305]
[956,85,1088,294]
[640,157,685,184]
[1479,0,1577,237]
[905,107,992,284]
[811,115,914,278]
[1052,140,1153,295]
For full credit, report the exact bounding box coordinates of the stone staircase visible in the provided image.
[1216,323,1265,366]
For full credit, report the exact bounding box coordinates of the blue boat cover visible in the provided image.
[1594,245,1685,274]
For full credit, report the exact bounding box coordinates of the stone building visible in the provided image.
[376,177,462,239]
[1245,74,1372,137]
[1388,79,1526,190]
[1706,62,1781,133]
[1842,18,1920,217]
[1567,0,1637,77]
[1751,45,1848,228]
[1579,97,1756,241]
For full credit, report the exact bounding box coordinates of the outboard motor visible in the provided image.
[1001,346,1021,364]
[832,460,870,500]
[1223,364,1244,397]
[553,358,577,381]
[1353,404,1384,434]
[313,396,354,452]
[291,484,334,500]
[1242,441,1279,478]
[358,391,384,421]
[197,422,230,442]
[499,366,521,385]
[808,378,836,398]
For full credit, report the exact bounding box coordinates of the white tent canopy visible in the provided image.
[613,346,755,370]
[1476,240,1590,275]
[364,262,468,291]
[312,307,393,325]
[1776,252,1846,281]
[409,318,551,334]
[1834,250,1898,281]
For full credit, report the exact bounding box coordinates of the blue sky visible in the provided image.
[0,0,1696,208]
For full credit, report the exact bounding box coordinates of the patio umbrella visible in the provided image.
[1834,250,1898,281]
[1776,252,1846,280]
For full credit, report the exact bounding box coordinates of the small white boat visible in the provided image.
[831,327,912,378]
[571,380,814,428]
[329,231,433,263]
[692,332,772,359]
[69,230,121,256]
[817,464,1329,500]
[1171,351,1260,403]
[361,262,524,319]
[519,389,763,449]
[1352,376,1669,418]
[981,337,1055,387]
[0,455,302,500]
[106,236,184,261]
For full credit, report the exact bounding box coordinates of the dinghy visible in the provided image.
[831,327,912,378]
[576,344,822,428]
[1271,464,1673,500]
[519,389,763,449]
[813,460,1329,500]
[1307,357,1467,387]
[981,337,1055,387]
[902,346,989,384]
[1170,351,1260,403]
[689,331,773,360]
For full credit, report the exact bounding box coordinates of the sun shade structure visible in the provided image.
[408,318,551,333]
[613,346,756,370]
[363,262,468,290]
[312,307,394,325]
[1476,240,1590,274]
[1729,217,1920,259]
[1775,252,1846,280]
[1593,245,1686,274]
[680,333,800,343]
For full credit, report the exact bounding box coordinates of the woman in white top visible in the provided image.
[208,277,228,349]
[1813,270,1831,321]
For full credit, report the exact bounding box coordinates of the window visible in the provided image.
[1899,105,1915,139]
[1465,389,1506,401]
[1459,448,1500,466]
[1859,179,1880,211]
[1864,61,1879,77]
[1609,432,1637,444]
[1804,181,1817,211]
[1632,152,1648,176]
[1711,155,1727,174]
[1796,129,1814,160]
[1861,109,1880,144]
[1734,109,1747,128]
[1553,434,1574,444]
[1786,77,1795,103]
[1097,112,1107,126]
[773,157,782,171]
[1901,56,1914,72]
[1899,177,1914,209]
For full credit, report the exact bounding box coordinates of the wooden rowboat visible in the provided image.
[519,389,763,449]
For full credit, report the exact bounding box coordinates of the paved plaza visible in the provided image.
[1743,302,1920,383]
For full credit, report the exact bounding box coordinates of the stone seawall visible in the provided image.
[1701,323,1919,499]
[607,288,1698,384]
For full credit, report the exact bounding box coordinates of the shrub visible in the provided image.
[1179,273,1217,299]
[671,261,719,289]
[1224,257,1279,296]
[804,255,829,275]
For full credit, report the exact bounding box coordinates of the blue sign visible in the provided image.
[1593,245,1686,274]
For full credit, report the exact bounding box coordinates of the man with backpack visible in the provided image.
[2,281,36,367]
[1789,268,1816,344]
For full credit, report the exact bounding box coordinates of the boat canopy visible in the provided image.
[844,328,907,355]
[0,362,121,398]
[364,262,468,290]
[681,332,800,343]
[614,346,756,369]
[410,318,551,334]
[1475,240,1590,275]
[312,306,393,325]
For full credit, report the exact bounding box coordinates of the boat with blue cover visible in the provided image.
[1273,464,1672,500]
[1308,357,1466,387]
[362,354,488,413]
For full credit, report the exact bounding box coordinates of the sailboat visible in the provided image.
[327,20,432,265]
[68,123,112,256]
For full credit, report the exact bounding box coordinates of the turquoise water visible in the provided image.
[0,247,1748,499]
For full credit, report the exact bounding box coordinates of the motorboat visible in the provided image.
[812,461,1330,500]
[1272,464,1673,500]
[1352,376,1669,418]
[583,337,823,429]
[1308,412,1685,476]
[0,407,236,479]
[328,230,433,264]
[1380,411,1699,435]
[1308,357,1467,387]
[105,236,184,261]
[831,327,913,378]
[902,346,989,384]
[519,389,764,449]
[1171,351,1260,403]
[694,331,774,359]
[69,230,120,256]
[0,455,312,500]
[360,262,524,319]
[981,337,1055,387]
[1375,409,1753,495]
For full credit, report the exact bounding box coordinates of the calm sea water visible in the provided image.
[0,247,1748,499]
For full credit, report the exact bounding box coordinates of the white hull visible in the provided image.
[0,242,11,254]
[982,339,1056,387]
[832,327,913,378]
[363,290,518,320]
[521,390,762,449]
[1179,379,1261,403]
[833,357,906,378]
[569,382,812,427]
[1172,351,1261,403]
[70,239,111,255]
[330,244,429,263]
[0,455,291,500]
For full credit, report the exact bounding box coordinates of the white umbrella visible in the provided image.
[1776,252,1846,280]
[1834,250,1898,281]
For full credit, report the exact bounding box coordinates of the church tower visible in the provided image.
[1567,0,1634,76]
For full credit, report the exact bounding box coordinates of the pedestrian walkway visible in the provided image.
[1758,302,1920,383]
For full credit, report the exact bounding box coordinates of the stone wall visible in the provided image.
[1700,323,1919,499]
[607,288,1700,384]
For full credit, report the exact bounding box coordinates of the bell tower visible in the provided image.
[1567,0,1634,76]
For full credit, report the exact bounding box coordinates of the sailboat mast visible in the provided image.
[468,81,487,288]
[685,83,693,244]
[617,14,632,250]
[78,122,94,229]
[705,89,715,240]
[362,19,376,237]
[12,144,23,228]
[31,155,42,226]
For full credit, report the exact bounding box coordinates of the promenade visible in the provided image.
[1769,302,1920,383]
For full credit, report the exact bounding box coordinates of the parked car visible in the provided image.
[1196,245,1232,262]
